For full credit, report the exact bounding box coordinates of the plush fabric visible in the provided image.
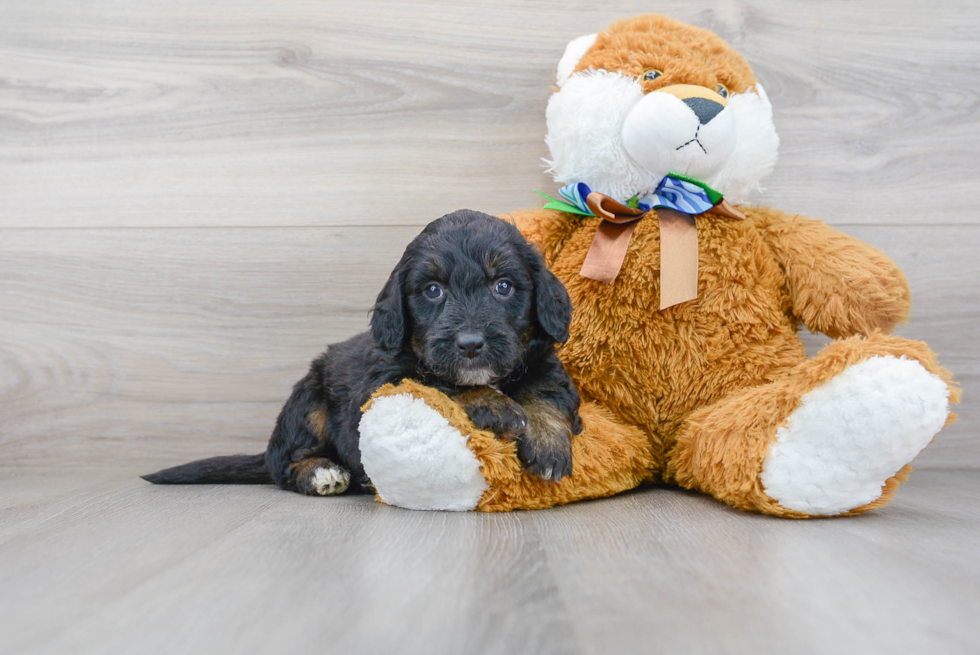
[545,15,778,204]
[364,380,653,512]
[667,333,956,518]
[759,355,951,516]
[359,390,489,511]
[358,13,958,516]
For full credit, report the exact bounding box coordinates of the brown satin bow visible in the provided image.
[579,192,746,309]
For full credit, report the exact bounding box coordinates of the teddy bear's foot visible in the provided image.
[668,333,958,517]
[359,380,653,512]
[358,391,488,511]
[759,355,949,516]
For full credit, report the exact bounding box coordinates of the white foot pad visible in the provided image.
[311,466,350,496]
[358,393,488,511]
[761,356,950,516]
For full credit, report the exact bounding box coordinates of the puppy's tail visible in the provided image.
[141,453,272,485]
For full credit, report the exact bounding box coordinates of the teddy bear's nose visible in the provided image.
[652,84,728,125]
[683,96,725,125]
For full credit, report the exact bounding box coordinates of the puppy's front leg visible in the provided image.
[511,396,574,481]
[452,387,528,441]
[452,383,576,482]
[502,351,580,481]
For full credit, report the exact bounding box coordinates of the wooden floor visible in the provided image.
[1,469,978,655]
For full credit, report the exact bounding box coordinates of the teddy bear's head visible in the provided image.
[545,14,779,205]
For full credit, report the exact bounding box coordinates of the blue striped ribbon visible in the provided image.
[556,175,717,217]
[644,176,715,214]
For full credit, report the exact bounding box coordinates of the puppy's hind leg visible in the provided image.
[266,371,352,496]
[292,457,352,496]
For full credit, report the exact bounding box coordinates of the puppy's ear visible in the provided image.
[529,249,572,344]
[370,266,408,351]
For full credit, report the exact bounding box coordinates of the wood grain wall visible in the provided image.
[1,0,977,468]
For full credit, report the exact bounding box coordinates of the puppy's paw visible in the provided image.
[294,458,351,496]
[351,472,375,494]
[454,388,528,441]
[517,435,573,481]
[309,466,351,496]
[517,399,574,481]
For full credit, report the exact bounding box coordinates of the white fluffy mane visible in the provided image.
[544,67,779,205]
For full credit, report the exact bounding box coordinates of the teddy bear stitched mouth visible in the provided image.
[675,124,707,154]
[673,98,725,154]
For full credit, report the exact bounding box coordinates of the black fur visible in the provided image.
[141,454,270,485]
[143,210,581,495]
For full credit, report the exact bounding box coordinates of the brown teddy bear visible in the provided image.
[357,13,958,517]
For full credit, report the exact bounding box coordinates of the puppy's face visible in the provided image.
[404,233,534,386]
[370,210,571,386]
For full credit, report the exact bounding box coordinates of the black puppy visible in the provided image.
[143,210,582,495]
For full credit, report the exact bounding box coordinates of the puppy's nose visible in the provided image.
[455,331,485,358]
[682,96,724,125]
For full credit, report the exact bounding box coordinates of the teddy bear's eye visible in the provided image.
[642,69,663,81]
[715,83,729,98]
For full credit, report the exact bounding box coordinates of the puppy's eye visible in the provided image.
[642,69,663,81]
[493,279,514,298]
[715,83,729,98]
[423,283,444,300]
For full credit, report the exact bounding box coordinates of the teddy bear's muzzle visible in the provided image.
[621,84,737,181]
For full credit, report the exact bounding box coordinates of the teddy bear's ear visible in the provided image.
[555,34,597,87]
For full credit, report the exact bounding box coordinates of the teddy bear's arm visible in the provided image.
[749,207,911,338]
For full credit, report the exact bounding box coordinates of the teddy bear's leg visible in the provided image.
[667,332,958,517]
[358,380,653,511]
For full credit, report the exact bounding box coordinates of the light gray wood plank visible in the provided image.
[0,469,977,655]
[0,467,137,544]
[0,469,580,655]
[1,0,978,228]
[0,226,418,464]
[538,471,980,655]
[0,225,976,467]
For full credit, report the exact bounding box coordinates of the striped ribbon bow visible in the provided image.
[552,174,719,217]
[534,174,745,309]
